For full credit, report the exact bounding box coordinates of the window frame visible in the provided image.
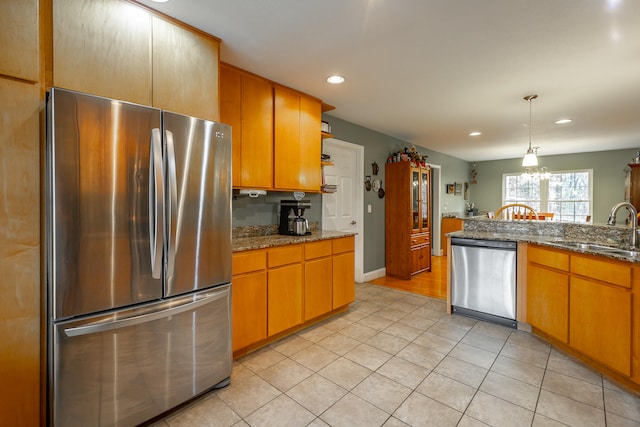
[501,169,593,222]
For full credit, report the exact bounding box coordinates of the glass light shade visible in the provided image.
[522,148,538,167]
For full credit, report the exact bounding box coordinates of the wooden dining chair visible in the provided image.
[494,203,539,220]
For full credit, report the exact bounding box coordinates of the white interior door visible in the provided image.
[322,139,364,283]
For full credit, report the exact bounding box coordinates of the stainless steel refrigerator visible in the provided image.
[45,88,232,426]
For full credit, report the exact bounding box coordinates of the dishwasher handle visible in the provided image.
[451,237,516,250]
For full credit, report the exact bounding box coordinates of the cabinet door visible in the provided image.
[220,66,243,185]
[0,0,39,81]
[526,264,569,343]
[152,17,220,121]
[304,258,332,320]
[221,66,273,188]
[274,86,321,191]
[298,94,322,190]
[268,264,303,336]
[570,277,632,375]
[411,168,420,232]
[232,271,267,351]
[420,168,431,233]
[0,78,40,427]
[240,73,273,188]
[411,245,431,274]
[53,0,152,105]
[333,251,355,308]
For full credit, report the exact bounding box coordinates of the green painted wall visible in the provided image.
[321,115,471,273]
[470,148,638,223]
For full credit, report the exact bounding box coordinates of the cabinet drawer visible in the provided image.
[268,244,303,268]
[528,245,569,271]
[571,254,631,289]
[410,233,430,247]
[305,240,332,260]
[232,250,267,275]
[332,236,354,254]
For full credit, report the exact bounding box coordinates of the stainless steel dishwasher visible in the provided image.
[450,237,517,328]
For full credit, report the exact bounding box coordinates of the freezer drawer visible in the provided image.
[49,285,231,427]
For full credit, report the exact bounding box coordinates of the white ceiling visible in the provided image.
[137,0,640,162]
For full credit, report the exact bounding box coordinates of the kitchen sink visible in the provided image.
[607,249,640,257]
[551,241,640,258]
[556,242,618,251]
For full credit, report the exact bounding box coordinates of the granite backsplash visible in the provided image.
[462,217,633,247]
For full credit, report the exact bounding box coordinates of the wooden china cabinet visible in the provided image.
[627,163,640,213]
[385,161,432,279]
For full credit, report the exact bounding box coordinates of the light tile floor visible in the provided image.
[151,283,640,427]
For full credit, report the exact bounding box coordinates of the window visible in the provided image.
[503,170,592,222]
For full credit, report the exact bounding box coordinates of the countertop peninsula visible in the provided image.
[450,217,640,263]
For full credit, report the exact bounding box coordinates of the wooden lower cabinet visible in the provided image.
[441,218,463,256]
[411,244,431,275]
[570,277,632,376]
[333,252,355,308]
[333,237,355,308]
[231,249,267,352]
[305,257,333,320]
[527,244,637,384]
[527,263,569,343]
[232,271,267,352]
[268,263,303,336]
[304,241,333,320]
[232,237,354,353]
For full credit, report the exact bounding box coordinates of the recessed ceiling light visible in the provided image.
[469,132,482,136]
[555,119,573,124]
[326,75,345,85]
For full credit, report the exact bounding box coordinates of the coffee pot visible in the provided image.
[293,217,309,235]
[279,199,311,236]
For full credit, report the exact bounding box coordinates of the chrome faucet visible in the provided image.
[607,202,638,247]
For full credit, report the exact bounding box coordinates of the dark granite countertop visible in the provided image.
[233,230,356,252]
[449,230,640,263]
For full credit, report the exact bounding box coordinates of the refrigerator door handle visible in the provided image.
[165,129,178,279]
[150,128,164,279]
[63,288,228,337]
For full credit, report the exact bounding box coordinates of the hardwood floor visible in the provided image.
[369,255,448,299]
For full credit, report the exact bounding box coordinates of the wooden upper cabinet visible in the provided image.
[220,64,273,188]
[152,17,220,121]
[0,0,39,81]
[52,0,220,120]
[274,85,322,192]
[53,0,153,105]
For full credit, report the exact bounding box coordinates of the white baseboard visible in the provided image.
[361,268,386,283]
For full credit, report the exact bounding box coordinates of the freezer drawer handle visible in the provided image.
[149,128,164,279]
[63,289,228,337]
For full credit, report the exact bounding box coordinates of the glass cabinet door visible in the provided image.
[412,169,420,231]
[421,168,430,231]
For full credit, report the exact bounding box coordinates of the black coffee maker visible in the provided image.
[279,200,311,236]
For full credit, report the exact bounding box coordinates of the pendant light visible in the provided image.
[521,94,539,167]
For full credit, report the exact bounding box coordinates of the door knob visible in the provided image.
[351,220,357,225]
